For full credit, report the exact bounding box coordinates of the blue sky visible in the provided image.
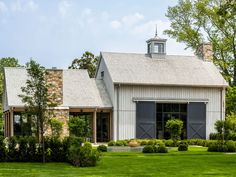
[0,0,194,68]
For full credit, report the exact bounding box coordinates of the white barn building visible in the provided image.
[3,34,227,141]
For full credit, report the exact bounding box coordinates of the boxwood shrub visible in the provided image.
[97,145,107,152]
[178,142,188,151]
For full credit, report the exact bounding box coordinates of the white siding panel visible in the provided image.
[96,57,115,104]
[115,85,223,140]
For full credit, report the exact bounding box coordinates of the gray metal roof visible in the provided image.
[100,52,228,87]
[4,68,112,108]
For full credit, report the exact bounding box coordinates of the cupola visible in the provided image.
[146,28,167,58]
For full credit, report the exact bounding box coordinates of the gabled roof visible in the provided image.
[4,67,112,109]
[100,52,228,87]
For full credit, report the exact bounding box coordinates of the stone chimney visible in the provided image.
[196,43,213,61]
[46,68,63,105]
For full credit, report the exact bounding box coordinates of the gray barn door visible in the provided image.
[136,102,156,139]
[187,102,206,139]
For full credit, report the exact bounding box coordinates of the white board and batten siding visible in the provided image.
[96,57,115,104]
[113,85,225,140]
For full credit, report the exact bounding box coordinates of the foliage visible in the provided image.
[142,145,154,153]
[226,86,236,114]
[165,119,183,142]
[165,0,235,84]
[68,116,91,139]
[19,60,57,163]
[68,51,98,78]
[115,140,128,146]
[49,118,63,138]
[157,144,168,153]
[107,140,116,146]
[7,136,18,162]
[147,140,155,145]
[0,136,6,161]
[97,145,107,152]
[214,113,236,140]
[178,142,188,151]
[226,140,236,152]
[69,142,100,167]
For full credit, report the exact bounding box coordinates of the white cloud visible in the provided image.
[110,12,144,29]
[133,20,170,37]
[0,1,8,13]
[58,0,71,18]
[110,20,121,29]
[10,0,38,12]
[81,8,92,16]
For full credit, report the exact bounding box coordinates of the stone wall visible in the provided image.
[46,69,63,105]
[45,109,70,138]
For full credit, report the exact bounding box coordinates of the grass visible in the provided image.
[0,147,236,177]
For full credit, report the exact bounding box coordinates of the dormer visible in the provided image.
[146,29,167,58]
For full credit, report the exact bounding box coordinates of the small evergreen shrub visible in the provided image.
[7,136,18,162]
[69,142,100,167]
[142,145,154,153]
[147,140,155,145]
[157,145,168,153]
[18,136,28,162]
[97,145,107,152]
[0,136,6,161]
[209,133,221,140]
[178,142,188,151]
[226,140,236,152]
[115,140,127,146]
[164,139,174,147]
[140,140,148,146]
[107,140,116,146]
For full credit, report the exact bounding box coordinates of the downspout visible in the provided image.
[116,84,120,140]
[220,88,224,143]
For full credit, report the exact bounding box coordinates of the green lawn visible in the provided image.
[0,147,236,177]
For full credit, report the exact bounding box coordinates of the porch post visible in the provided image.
[10,110,14,136]
[93,110,97,144]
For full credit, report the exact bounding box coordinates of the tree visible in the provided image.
[68,51,98,78]
[0,57,20,135]
[19,60,56,163]
[68,116,91,139]
[49,118,63,138]
[165,0,235,85]
[165,119,183,142]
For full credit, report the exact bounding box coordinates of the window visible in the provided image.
[147,43,151,53]
[156,103,187,139]
[154,43,164,53]
[101,71,104,78]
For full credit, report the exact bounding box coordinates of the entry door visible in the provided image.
[187,102,206,139]
[136,102,156,139]
[97,113,110,142]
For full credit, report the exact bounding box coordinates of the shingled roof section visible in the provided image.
[4,68,112,109]
[100,52,228,87]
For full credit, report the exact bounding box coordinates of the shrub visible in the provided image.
[108,140,116,146]
[0,136,6,161]
[157,145,168,153]
[97,145,107,152]
[45,137,65,162]
[49,118,63,138]
[7,136,18,162]
[142,145,154,153]
[128,140,140,147]
[209,133,221,140]
[208,142,219,152]
[140,140,148,146]
[18,136,28,162]
[27,136,37,162]
[178,142,188,151]
[164,139,174,147]
[226,140,236,152]
[155,139,164,146]
[69,142,100,167]
[115,140,127,146]
[147,140,155,145]
[165,119,183,141]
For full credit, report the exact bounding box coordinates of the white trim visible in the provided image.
[132,97,209,103]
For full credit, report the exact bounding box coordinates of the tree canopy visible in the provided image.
[165,0,235,85]
[68,51,98,78]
